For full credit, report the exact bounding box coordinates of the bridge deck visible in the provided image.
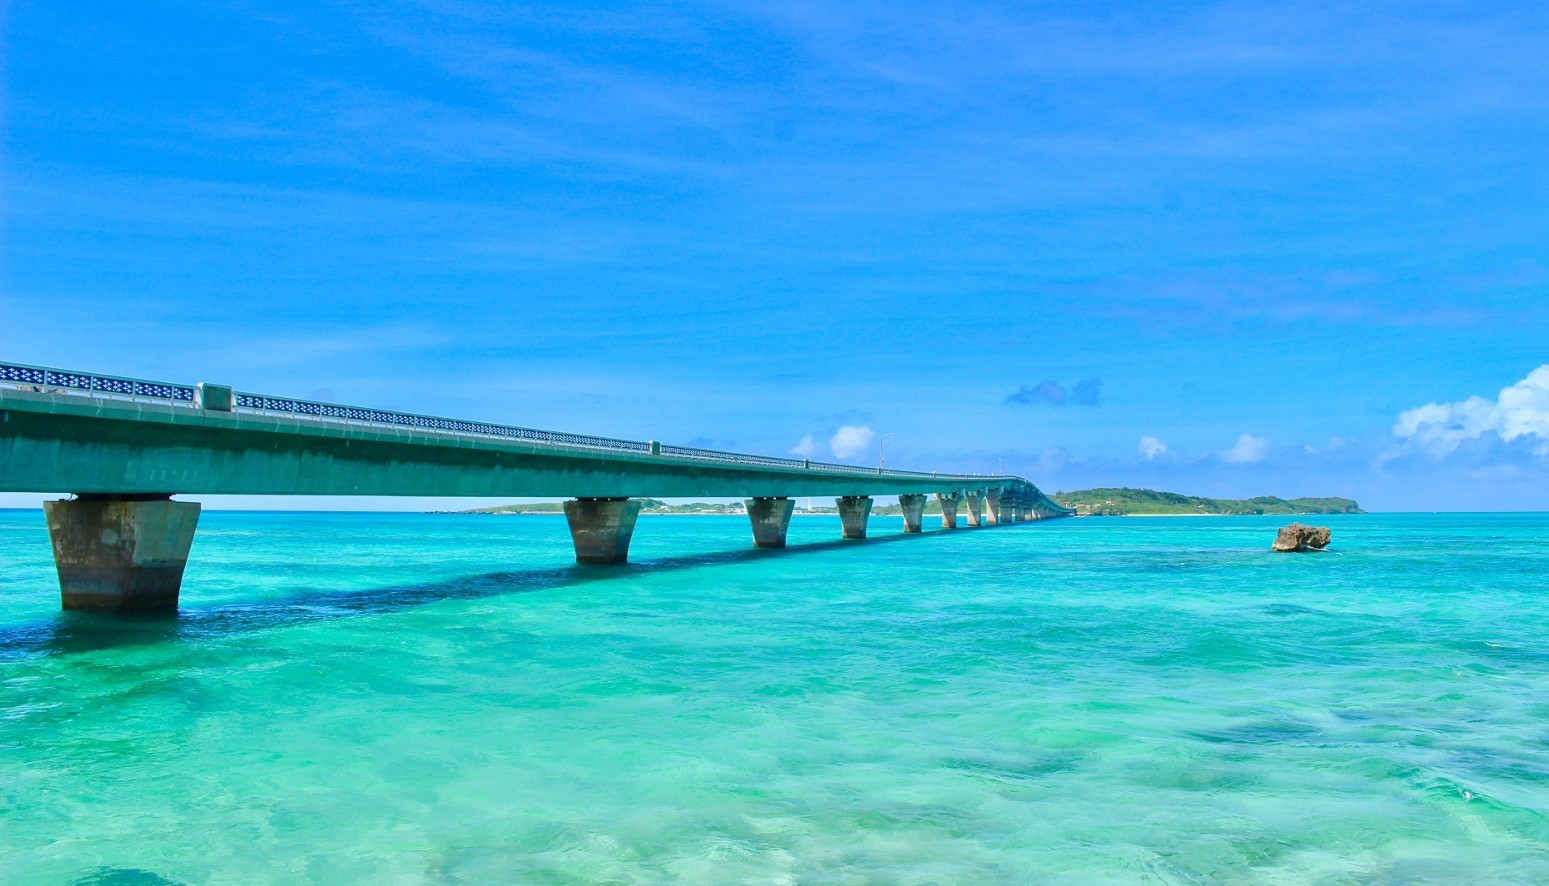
[2,362,1071,611]
[0,363,1060,503]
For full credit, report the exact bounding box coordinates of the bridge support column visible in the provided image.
[44,495,201,612]
[964,491,984,527]
[746,497,795,548]
[985,489,1003,525]
[837,496,872,539]
[563,498,642,564]
[1016,502,1031,522]
[899,494,927,533]
[936,492,961,529]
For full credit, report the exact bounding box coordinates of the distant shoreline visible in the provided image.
[1089,512,1351,518]
[444,509,1349,518]
[1055,487,1362,517]
[447,511,867,517]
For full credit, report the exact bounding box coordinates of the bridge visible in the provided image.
[0,362,1072,612]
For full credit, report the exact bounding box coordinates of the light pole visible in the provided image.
[879,433,896,469]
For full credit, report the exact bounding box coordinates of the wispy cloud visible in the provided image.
[187,322,456,373]
[1221,433,1270,464]
[1139,435,1169,459]
[1068,270,1504,330]
[1005,378,1102,406]
[1304,437,1347,454]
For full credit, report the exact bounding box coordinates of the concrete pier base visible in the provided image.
[44,495,201,612]
[563,498,642,564]
[899,494,927,533]
[985,489,1003,525]
[746,497,795,548]
[838,496,873,539]
[936,492,961,529]
[964,492,984,527]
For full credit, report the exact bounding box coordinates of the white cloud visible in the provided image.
[1138,435,1169,459]
[830,425,875,459]
[1394,365,1549,458]
[789,434,819,457]
[1222,433,1269,464]
[1036,446,1071,473]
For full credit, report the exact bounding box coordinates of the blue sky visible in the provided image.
[3,1,1547,510]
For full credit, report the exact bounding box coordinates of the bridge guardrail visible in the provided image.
[1,361,1051,490]
[654,444,945,480]
[658,444,807,469]
[0,363,197,404]
[806,460,867,475]
[231,392,653,454]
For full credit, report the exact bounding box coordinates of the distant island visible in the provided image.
[454,499,836,516]
[455,500,956,517]
[1052,488,1363,516]
[452,489,1359,518]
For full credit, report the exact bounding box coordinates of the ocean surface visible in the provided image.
[2,510,1548,884]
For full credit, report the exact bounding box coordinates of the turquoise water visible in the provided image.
[3,511,1548,884]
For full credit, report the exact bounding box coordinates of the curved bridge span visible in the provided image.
[1,362,1072,611]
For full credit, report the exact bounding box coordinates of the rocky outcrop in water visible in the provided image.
[1273,523,1331,552]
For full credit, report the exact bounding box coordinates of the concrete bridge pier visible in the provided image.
[746,497,795,548]
[563,498,642,564]
[43,495,201,611]
[838,496,873,539]
[936,492,962,529]
[899,494,927,533]
[985,489,1003,525]
[1016,501,1031,522]
[964,491,985,527]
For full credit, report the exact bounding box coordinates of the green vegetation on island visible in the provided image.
[1052,488,1363,516]
[873,501,940,516]
[460,502,569,514]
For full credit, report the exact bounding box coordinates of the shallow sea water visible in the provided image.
[2,510,1548,884]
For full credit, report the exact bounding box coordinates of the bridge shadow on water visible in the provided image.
[1,526,1003,659]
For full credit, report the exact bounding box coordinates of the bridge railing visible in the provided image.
[230,391,654,454]
[652,444,946,480]
[2,361,1014,484]
[806,460,870,475]
[0,363,198,405]
[658,443,806,469]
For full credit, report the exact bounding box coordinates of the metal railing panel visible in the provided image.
[229,391,653,455]
[657,444,808,470]
[0,362,197,404]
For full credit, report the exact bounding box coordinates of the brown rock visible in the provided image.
[1272,523,1331,552]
